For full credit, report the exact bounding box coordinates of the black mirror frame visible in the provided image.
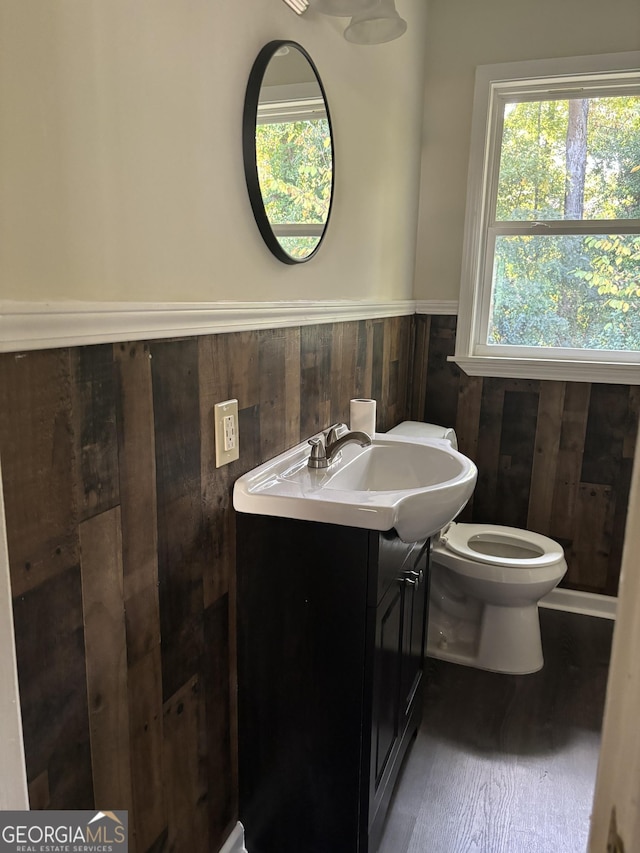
[242,40,335,265]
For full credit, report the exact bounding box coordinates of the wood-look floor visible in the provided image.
[379,608,613,853]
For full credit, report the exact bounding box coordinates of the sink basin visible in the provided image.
[322,440,463,492]
[233,432,477,542]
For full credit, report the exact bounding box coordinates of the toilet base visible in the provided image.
[427,602,544,675]
[478,603,543,673]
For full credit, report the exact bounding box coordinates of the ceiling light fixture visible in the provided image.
[282,0,309,14]
[312,0,375,15]
[343,0,407,44]
[281,0,407,44]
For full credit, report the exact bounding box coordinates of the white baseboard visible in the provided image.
[539,587,617,620]
[219,822,247,853]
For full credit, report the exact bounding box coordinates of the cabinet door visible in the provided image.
[370,578,403,790]
[399,540,429,728]
[368,533,429,848]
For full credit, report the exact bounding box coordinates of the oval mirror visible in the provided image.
[243,41,335,264]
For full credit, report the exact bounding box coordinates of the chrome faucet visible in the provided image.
[307,426,372,469]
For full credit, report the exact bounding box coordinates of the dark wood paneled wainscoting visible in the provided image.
[412,314,639,597]
[0,316,412,853]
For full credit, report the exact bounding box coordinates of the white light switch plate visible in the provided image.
[214,399,239,467]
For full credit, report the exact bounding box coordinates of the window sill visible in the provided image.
[451,355,640,385]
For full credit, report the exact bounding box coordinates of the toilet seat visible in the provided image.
[438,522,565,569]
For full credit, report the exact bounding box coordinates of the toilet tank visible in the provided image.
[387,420,458,451]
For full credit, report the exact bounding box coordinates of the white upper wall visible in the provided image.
[415,0,640,303]
[0,0,427,303]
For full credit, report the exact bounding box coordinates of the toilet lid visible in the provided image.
[438,522,565,568]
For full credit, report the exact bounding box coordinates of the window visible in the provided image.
[455,52,640,384]
[256,83,332,260]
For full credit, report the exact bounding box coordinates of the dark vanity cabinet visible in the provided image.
[236,515,430,853]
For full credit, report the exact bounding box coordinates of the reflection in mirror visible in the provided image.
[243,42,334,264]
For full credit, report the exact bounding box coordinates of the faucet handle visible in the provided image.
[307,437,328,469]
[324,423,347,444]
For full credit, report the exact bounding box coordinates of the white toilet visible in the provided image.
[388,421,567,675]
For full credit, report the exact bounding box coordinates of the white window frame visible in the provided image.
[454,51,640,385]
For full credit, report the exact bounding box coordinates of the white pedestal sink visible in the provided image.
[233,431,477,542]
